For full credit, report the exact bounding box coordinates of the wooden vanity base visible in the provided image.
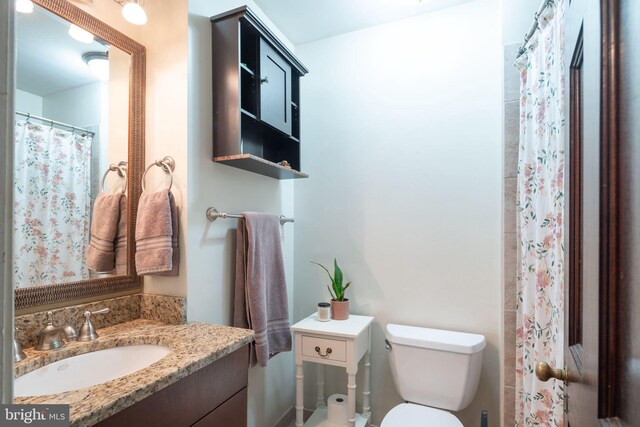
[96,345,249,427]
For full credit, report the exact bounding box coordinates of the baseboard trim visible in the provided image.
[272,407,314,427]
[272,407,294,427]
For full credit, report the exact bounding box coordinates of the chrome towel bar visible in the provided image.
[206,207,294,225]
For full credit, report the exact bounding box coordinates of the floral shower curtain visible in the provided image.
[13,120,93,288]
[515,0,566,425]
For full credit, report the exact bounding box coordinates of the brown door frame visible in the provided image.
[565,0,624,424]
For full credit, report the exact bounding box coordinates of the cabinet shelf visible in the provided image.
[240,108,257,120]
[240,63,255,77]
[214,154,309,180]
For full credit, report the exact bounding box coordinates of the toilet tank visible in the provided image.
[385,324,485,411]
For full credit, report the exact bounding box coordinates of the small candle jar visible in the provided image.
[317,302,331,321]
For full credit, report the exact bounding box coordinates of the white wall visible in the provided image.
[43,82,102,128]
[187,1,295,426]
[15,89,42,116]
[139,0,190,297]
[502,0,541,45]
[107,47,131,184]
[293,0,502,425]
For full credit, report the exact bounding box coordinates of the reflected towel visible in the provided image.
[135,190,179,276]
[115,195,127,276]
[234,212,291,367]
[87,193,123,273]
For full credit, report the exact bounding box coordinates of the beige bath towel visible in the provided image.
[87,193,123,273]
[234,212,291,367]
[115,195,127,276]
[135,190,179,276]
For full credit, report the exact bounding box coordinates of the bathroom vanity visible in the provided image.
[14,320,254,426]
[96,344,249,427]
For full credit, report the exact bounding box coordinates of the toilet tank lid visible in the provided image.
[386,324,486,354]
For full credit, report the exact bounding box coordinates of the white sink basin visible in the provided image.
[14,344,171,397]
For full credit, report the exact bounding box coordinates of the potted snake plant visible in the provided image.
[312,259,351,320]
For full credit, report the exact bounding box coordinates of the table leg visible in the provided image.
[347,368,357,427]
[363,349,371,420]
[316,364,326,408]
[296,362,304,427]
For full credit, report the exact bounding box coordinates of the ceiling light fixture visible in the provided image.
[69,24,94,44]
[83,52,109,81]
[121,0,147,25]
[15,0,34,14]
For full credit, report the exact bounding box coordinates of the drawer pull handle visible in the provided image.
[315,346,332,358]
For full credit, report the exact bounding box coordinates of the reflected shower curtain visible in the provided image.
[515,0,566,425]
[13,121,93,288]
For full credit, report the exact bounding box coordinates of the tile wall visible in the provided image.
[503,42,520,426]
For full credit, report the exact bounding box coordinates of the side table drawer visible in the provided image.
[302,335,347,362]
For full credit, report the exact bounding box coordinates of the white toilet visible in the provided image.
[381,324,486,427]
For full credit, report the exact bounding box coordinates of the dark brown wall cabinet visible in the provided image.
[211,6,309,179]
[96,346,249,427]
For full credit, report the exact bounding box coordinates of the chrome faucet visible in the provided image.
[13,328,26,362]
[35,311,78,351]
[78,308,110,341]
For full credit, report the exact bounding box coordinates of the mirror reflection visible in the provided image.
[14,3,131,289]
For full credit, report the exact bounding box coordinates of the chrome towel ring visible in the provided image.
[101,161,128,194]
[142,156,176,192]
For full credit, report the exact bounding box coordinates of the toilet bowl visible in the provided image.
[380,324,485,427]
[381,403,462,427]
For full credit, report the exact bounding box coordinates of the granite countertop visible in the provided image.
[14,319,255,426]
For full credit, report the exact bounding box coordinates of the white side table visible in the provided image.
[291,313,374,427]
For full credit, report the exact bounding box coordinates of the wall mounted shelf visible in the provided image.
[213,154,309,180]
[211,6,309,180]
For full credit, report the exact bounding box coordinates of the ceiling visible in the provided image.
[16,4,110,97]
[252,0,474,45]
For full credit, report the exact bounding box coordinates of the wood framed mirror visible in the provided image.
[13,0,144,311]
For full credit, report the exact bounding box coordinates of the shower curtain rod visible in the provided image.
[516,0,554,59]
[16,111,95,136]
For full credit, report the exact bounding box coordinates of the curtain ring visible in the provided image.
[101,163,127,194]
[142,158,174,192]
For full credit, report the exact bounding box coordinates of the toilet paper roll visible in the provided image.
[327,393,349,426]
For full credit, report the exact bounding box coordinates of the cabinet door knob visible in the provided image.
[315,346,332,358]
[261,76,269,84]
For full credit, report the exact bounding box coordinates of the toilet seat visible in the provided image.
[381,403,463,427]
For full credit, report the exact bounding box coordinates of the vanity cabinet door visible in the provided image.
[193,388,247,427]
[259,38,292,135]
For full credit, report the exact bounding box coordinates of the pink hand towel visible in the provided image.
[115,195,127,276]
[234,212,291,367]
[135,190,179,276]
[87,193,123,273]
